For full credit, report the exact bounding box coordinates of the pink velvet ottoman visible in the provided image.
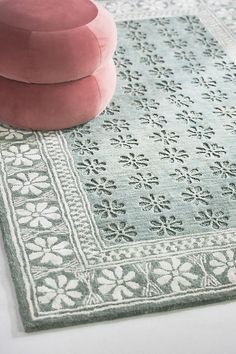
[0,0,117,130]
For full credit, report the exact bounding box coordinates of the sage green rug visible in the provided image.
[1,13,236,332]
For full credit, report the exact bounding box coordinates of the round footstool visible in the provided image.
[0,0,117,83]
[0,60,116,130]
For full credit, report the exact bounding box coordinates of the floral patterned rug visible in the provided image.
[99,0,236,35]
[1,12,236,332]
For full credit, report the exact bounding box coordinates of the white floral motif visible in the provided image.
[154,258,198,292]
[26,237,73,265]
[0,125,31,140]
[37,275,81,310]
[16,202,60,228]
[8,172,50,195]
[2,144,40,166]
[97,266,140,300]
[210,250,236,283]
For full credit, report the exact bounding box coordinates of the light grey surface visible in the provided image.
[1,231,236,354]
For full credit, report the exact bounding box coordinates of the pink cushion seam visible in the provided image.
[86,25,102,67]
[27,30,33,83]
[92,75,102,115]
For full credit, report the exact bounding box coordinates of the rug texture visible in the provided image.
[1,13,236,332]
[99,0,236,34]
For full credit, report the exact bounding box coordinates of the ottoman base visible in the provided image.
[0,60,116,130]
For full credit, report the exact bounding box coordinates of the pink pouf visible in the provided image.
[0,60,116,130]
[0,0,117,130]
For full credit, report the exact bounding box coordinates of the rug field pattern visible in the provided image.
[1,16,236,331]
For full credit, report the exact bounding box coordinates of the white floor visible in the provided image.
[0,233,236,354]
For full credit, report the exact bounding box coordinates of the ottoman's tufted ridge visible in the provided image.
[0,60,116,130]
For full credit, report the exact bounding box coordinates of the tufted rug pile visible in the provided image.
[1,13,236,331]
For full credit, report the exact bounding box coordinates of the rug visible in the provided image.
[99,0,236,35]
[1,12,236,332]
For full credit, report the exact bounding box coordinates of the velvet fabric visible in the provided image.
[0,0,117,83]
[0,60,116,130]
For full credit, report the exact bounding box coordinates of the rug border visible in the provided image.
[2,199,236,333]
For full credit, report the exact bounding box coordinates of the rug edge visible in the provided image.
[0,200,34,332]
[23,287,236,332]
